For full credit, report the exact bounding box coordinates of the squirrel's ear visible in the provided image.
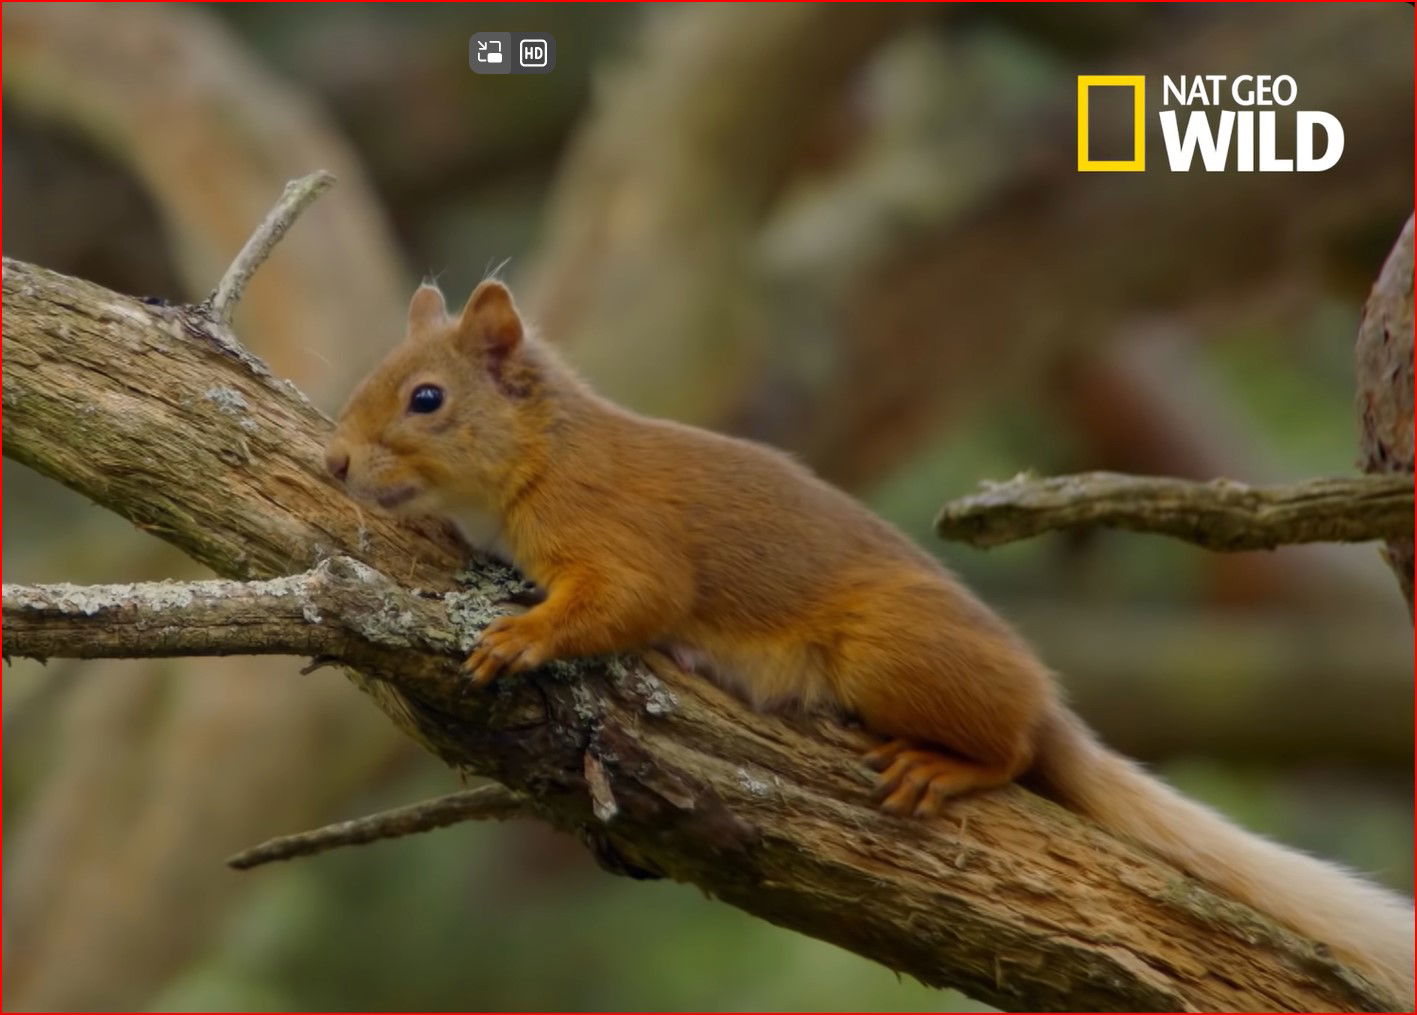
[407,283,448,334]
[457,280,523,357]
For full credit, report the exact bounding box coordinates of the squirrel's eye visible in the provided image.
[408,385,444,414]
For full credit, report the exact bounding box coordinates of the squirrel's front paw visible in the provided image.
[464,614,552,686]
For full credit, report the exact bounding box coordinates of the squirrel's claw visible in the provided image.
[462,644,506,686]
[865,741,1007,819]
[861,737,912,769]
[464,615,550,686]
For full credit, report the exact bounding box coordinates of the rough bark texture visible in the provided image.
[1,256,1398,1013]
[1355,215,1416,614]
[935,472,1412,551]
[10,567,1410,767]
[1,559,455,665]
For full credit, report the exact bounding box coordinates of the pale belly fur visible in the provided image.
[667,628,839,714]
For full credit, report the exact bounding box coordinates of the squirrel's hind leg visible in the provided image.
[831,588,1050,816]
[863,740,1021,817]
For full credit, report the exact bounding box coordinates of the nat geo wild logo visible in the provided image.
[1077,74,1344,173]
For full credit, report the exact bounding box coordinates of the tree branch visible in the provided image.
[205,170,336,326]
[0,257,1397,1012]
[10,572,1411,768]
[936,472,1412,550]
[226,785,527,870]
[2,561,460,666]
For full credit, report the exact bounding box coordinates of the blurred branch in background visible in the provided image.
[0,265,1397,1010]
[525,3,924,424]
[1015,603,1410,769]
[3,3,408,392]
[235,7,617,229]
[2,6,417,1012]
[1355,215,1415,613]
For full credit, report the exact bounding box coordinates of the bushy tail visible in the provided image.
[1032,704,1414,1006]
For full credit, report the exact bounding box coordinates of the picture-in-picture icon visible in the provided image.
[469,32,512,75]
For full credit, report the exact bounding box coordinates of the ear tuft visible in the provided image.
[457,280,523,357]
[407,283,448,334]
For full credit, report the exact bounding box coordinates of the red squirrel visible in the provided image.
[327,280,1413,1004]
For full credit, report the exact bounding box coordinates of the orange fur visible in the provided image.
[327,281,1413,1004]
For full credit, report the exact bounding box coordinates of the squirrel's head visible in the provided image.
[325,279,549,516]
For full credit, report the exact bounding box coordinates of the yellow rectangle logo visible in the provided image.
[1077,75,1145,171]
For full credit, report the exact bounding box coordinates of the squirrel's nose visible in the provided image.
[326,450,350,483]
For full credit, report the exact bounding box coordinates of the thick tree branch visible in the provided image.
[0,258,1396,1012]
[10,574,1410,768]
[226,785,527,870]
[936,472,1412,551]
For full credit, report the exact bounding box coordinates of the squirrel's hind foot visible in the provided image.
[863,739,1016,818]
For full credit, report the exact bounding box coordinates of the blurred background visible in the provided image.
[2,3,1412,1011]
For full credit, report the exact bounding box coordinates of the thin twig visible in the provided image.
[936,472,1414,551]
[206,170,336,325]
[226,785,527,869]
